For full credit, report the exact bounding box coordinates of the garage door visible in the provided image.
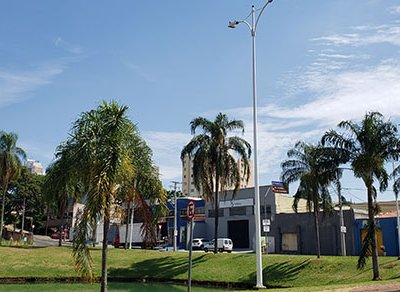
[228,220,249,249]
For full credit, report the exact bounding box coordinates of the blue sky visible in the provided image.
[1,0,400,202]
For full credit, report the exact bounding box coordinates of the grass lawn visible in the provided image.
[0,282,238,292]
[0,246,400,290]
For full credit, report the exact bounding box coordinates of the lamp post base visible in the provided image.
[253,284,267,290]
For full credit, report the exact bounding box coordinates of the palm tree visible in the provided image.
[0,132,26,244]
[57,101,137,292]
[55,101,164,292]
[281,141,340,258]
[181,113,251,253]
[118,136,167,249]
[322,111,399,280]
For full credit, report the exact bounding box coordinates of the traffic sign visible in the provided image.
[186,200,195,220]
[262,219,271,226]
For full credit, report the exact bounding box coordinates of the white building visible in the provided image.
[25,159,44,175]
[181,155,254,197]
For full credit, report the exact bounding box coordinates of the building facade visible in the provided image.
[181,155,254,197]
[25,159,44,175]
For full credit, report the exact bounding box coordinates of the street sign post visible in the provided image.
[186,200,195,292]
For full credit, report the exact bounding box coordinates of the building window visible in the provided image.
[195,207,205,215]
[260,205,272,218]
[208,209,224,218]
[229,207,246,216]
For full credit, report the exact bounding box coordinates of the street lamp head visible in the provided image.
[228,21,240,29]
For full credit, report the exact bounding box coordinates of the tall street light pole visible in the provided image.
[229,1,273,288]
[171,181,181,252]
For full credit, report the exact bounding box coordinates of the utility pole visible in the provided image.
[171,181,181,252]
[337,179,346,256]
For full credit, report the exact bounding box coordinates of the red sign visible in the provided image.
[186,200,195,220]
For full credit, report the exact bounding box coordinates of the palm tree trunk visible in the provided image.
[58,224,63,247]
[0,187,6,244]
[214,172,219,254]
[314,210,321,259]
[92,221,97,248]
[367,184,380,280]
[101,212,110,292]
[124,204,130,249]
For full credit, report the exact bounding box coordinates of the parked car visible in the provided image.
[50,230,69,240]
[192,238,209,250]
[204,238,233,253]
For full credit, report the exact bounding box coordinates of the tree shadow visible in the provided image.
[109,254,207,281]
[109,282,186,292]
[239,260,311,288]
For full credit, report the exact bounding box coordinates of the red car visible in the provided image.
[50,230,69,240]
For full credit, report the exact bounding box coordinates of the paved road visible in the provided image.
[33,234,72,247]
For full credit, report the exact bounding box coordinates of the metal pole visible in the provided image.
[393,162,400,259]
[337,179,346,256]
[251,5,265,289]
[187,219,194,292]
[396,193,400,260]
[172,181,180,252]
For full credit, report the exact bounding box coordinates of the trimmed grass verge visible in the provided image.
[1,246,400,289]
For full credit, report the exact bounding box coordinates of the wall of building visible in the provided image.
[204,185,274,250]
[354,217,400,257]
[181,155,254,197]
[270,210,356,256]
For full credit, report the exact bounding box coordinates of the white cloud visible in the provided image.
[313,23,400,47]
[54,37,83,54]
[0,63,66,107]
[389,5,400,15]
[125,62,156,83]
[267,61,400,125]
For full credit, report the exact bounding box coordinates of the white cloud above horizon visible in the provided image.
[0,63,65,108]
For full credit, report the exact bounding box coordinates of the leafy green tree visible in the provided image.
[6,167,45,234]
[0,131,26,244]
[181,113,251,253]
[322,112,399,280]
[281,141,343,258]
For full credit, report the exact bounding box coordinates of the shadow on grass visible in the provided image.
[109,282,185,292]
[0,245,49,249]
[109,254,207,280]
[240,260,311,288]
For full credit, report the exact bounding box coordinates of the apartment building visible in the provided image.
[181,155,254,197]
[25,159,44,175]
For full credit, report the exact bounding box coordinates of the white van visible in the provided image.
[204,238,233,253]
